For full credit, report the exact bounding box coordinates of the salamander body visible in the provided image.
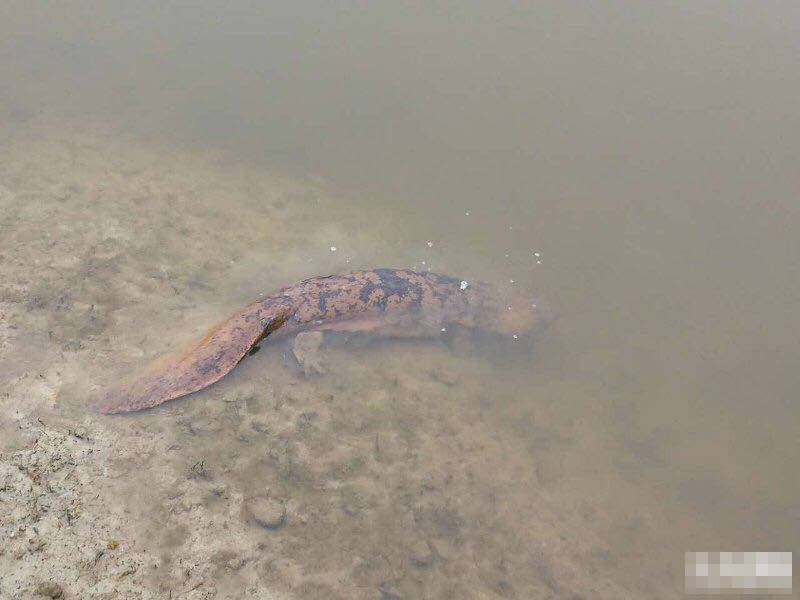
[95,269,551,414]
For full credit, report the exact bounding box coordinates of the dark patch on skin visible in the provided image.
[355,268,422,313]
[358,280,382,305]
[317,289,338,315]
[196,360,220,376]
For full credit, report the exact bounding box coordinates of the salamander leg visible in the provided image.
[291,331,326,376]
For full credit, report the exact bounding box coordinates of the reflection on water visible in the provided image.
[1,2,798,598]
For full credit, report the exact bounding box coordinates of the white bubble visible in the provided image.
[427,241,433,247]
[465,211,470,216]
[441,327,447,332]
[512,334,519,340]
[509,279,515,283]
[330,246,337,252]
[460,280,469,290]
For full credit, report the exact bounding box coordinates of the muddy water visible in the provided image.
[1,2,798,599]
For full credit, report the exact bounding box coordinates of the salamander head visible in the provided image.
[459,281,555,339]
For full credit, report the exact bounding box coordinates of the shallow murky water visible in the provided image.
[1,3,798,599]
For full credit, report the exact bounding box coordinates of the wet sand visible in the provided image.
[1,121,796,599]
[0,123,637,599]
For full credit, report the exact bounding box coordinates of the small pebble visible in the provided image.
[428,368,459,387]
[35,582,63,598]
[410,539,433,567]
[430,538,455,561]
[248,496,286,529]
[71,426,88,439]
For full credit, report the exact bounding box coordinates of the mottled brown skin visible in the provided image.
[95,269,551,414]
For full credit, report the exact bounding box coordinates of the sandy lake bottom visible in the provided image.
[1,120,797,599]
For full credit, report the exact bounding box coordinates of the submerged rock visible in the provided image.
[34,581,63,598]
[248,496,286,529]
[409,539,434,567]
